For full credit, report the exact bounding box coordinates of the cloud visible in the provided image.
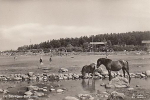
[0,23,102,51]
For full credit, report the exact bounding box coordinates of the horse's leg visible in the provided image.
[122,69,126,77]
[110,71,112,81]
[88,78,90,86]
[92,70,95,79]
[125,69,131,83]
[125,61,131,83]
[108,70,112,81]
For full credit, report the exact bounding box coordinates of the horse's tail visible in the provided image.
[119,60,128,69]
[81,66,86,76]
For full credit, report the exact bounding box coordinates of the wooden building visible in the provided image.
[142,40,150,51]
[89,42,107,52]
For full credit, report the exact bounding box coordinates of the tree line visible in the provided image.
[17,31,150,52]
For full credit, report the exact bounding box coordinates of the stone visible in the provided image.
[43,76,48,81]
[59,68,68,73]
[0,89,3,93]
[68,75,73,79]
[29,76,37,81]
[127,87,134,91]
[94,72,102,77]
[27,85,39,91]
[56,89,64,93]
[34,91,44,97]
[130,73,136,78]
[28,72,34,77]
[63,96,79,100]
[42,88,47,92]
[3,89,9,94]
[100,83,105,86]
[108,91,125,100]
[27,99,34,100]
[94,68,103,73]
[93,76,101,79]
[101,71,108,76]
[63,76,68,80]
[24,91,33,96]
[50,88,55,92]
[72,74,80,79]
[14,77,22,81]
[105,77,129,88]
[145,70,150,77]
[140,73,146,77]
[78,94,94,100]
[22,74,29,80]
[43,87,47,89]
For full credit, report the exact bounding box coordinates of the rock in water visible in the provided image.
[78,94,94,100]
[24,91,33,96]
[27,85,39,91]
[0,89,3,93]
[145,70,150,77]
[59,68,69,73]
[63,96,79,100]
[56,89,64,93]
[28,72,34,77]
[34,91,44,97]
[108,91,125,100]
[105,77,129,88]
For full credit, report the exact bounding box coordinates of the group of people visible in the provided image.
[39,56,52,64]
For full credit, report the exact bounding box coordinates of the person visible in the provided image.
[49,56,52,62]
[40,57,43,64]
[14,56,17,61]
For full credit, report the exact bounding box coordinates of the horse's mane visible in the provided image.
[97,58,112,66]
[101,58,112,63]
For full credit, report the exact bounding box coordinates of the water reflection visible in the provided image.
[81,79,95,93]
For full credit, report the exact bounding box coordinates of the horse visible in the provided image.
[96,58,131,83]
[81,63,96,78]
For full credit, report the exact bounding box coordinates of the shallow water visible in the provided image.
[0,78,150,100]
[49,78,150,99]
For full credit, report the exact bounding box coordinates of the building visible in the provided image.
[142,40,150,51]
[89,42,107,52]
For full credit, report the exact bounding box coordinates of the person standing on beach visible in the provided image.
[40,57,43,64]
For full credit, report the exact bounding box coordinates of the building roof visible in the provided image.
[90,42,107,45]
[142,40,150,44]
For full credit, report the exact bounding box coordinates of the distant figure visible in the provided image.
[49,56,52,62]
[39,57,43,65]
[14,56,17,61]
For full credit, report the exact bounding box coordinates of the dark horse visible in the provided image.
[97,58,131,83]
[81,63,96,78]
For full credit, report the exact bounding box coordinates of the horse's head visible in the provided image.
[97,58,111,68]
[97,58,103,68]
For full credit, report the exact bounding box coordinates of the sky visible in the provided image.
[0,0,150,51]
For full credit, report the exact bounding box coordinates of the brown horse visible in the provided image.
[81,63,96,78]
[97,58,131,83]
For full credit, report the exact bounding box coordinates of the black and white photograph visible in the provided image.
[0,0,150,100]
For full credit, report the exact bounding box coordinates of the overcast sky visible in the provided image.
[0,0,150,51]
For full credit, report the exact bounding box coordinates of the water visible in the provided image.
[0,78,150,100]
